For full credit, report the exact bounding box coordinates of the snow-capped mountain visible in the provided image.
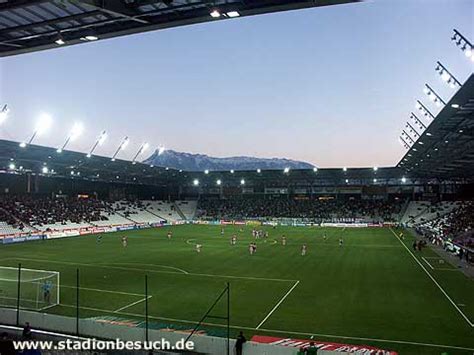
[143,149,315,171]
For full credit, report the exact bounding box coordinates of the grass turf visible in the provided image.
[0,224,473,354]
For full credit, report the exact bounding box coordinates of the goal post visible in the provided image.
[0,266,60,311]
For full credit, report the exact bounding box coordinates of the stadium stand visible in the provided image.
[197,197,404,223]
[145,200,183,222]
[176,200,198,220]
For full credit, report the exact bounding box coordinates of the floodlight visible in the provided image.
[204,169,209,174]
[132,142,150,163]
[401,177,407,183]
[451,29,473,61]
[193,179,199,186]
[257,169,261,173]
[35,113,52,136]
[111,136,129,161]
[42,166,49,174]
[84,35,98,41]
[56,148,62,153]
[451,104,460,108]
[216,179,222,186]
[284,167,290,174]
[69,122,84,141]
[0,105,9,124]
[373,178,377,183]
[226,11,240,17]
[342,167,347,172]
[70,171,75,175]
[313,167,318,172]
[8,163,15,170]
[158,146,165,155]
[230,169,234,174]
[98,131,107,145]
[240,179,245,185]
[19,142,26,148]
[210,10,220,18]
[88,130,107,158]
[373,166,378,171]
[55,33,65,45]
[345,179,349,183]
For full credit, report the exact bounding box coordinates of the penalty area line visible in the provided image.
[114,295,152,313]
[389,228,473,327]
[256,280,300,329]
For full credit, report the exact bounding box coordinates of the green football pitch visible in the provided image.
[1,224,473,354]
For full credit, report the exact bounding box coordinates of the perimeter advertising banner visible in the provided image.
[251,335,397,354]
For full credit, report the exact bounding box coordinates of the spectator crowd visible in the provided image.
[198,197,404,223]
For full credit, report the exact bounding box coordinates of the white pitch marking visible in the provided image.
[390,228,473,327]
[422,257,434,270]
[113,295,152,313]
[256,280,300,329]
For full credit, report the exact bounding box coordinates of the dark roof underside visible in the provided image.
[0,0,359,57]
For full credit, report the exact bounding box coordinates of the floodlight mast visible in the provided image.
[410,112,427,130]
[24,113,52,146]
[405,121,420,138]
[132,142,150,164]
[0,104,8,124]
[424,84,446,106]
[399,136,410,149]
[87,130,107,157]
[58,122,83,153]
[435,61,462,87]
[111,136,129,161]
[416,100,435,120]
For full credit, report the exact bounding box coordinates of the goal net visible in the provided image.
[0,266,59,311]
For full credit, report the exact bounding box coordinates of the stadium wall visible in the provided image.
[0,309,385,355]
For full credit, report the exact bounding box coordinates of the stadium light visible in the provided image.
[132,142,150,164]
[410,112,427,130]
[373,178,377,183]
[54,32,65,45]
[0,104,9,125]
[345,179,349,183]
[284,167,290,174]
[8,163,15,170]
[58,122,84,153]
[111,136,129,161]
[405,122,420,139]
[87,130,107,158]
[416,100,435,120]
[226,11,240,18]
[256,169,261,173]
[41,166,49,174]
[23,113,52,147]
[401,177,407,183]
[216,179,222,186]
[230,169,234,174]
[210,10,221,18]
[313,167,318,172]
[240,179,245,185]
[435,62,461,88]
[342,167,347,172]
[373,166,378,172]
[204,169,209,174]
[158,146,166,155]
[423,84,446,107]
[193,179,199,186]
[451,104,460,109]
[452,29,474,61]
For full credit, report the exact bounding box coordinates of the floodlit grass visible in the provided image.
[1,224,473,354]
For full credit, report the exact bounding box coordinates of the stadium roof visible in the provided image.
[0,137,410,187]
[0,0,359,57]
[397,73,474,180]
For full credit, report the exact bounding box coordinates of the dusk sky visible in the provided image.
[0,0,472,168]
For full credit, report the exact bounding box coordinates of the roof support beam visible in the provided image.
[75,0,150,24]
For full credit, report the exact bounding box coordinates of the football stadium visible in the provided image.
[0,0,473,354]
